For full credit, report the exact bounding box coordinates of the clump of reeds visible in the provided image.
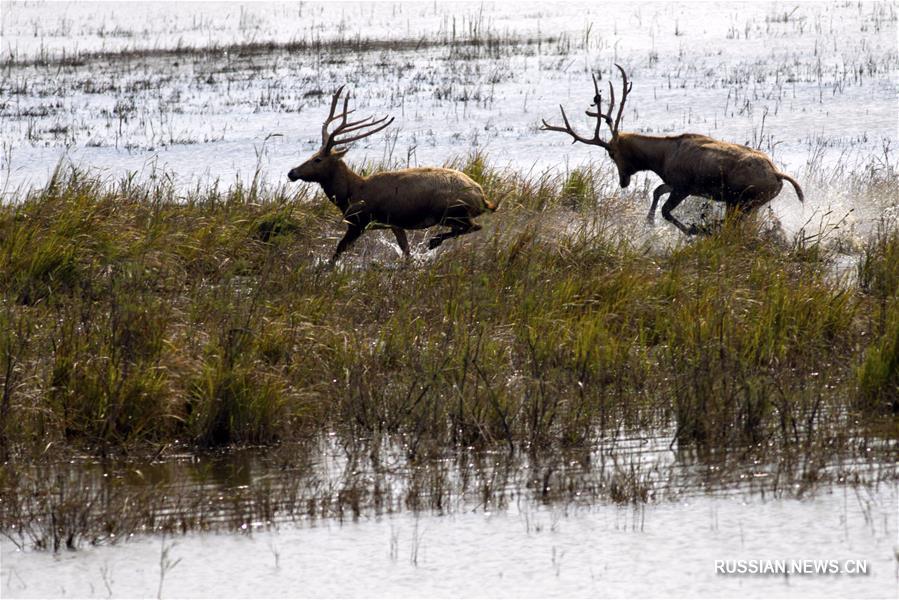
[856,219,899,416]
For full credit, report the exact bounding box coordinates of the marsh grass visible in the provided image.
[1,159,895,453]
[856,221,899,416]
[0,158,896,548]
[1,31,561,70]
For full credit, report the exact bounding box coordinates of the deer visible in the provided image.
[541,65,804,235]
[287,86,495,262]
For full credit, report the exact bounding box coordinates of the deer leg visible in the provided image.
[660,191,700,235]
[649,184,672,224]
[392,227,411,258]
[427,230,454,250]
[427,220,480,250]
[331,224,364,263]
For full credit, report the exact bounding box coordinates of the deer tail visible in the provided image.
[777,172,804,203]
[483,188,514,212]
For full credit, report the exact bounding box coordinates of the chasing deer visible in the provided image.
[288,86,495,262]
[541,65,804,235]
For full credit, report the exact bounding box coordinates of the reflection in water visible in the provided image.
[0,429,894,552]
[0,429,896,597]
[2,482,896,598]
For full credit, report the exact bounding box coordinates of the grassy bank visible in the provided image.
[0,159,895,462]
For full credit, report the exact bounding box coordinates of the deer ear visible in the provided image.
[332,147,349,158]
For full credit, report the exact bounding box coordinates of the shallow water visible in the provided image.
[1,2,895,249]
[2,2,896,211]
[2,482,895,598]
[1,430,896,598]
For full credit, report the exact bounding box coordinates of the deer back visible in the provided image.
[357,167,489,229]
[661,135,784,202]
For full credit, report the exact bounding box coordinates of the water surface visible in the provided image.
[3,482,895,598]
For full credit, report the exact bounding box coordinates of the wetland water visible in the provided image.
[2,434,897,597]
[2,1,896,236]
[3,487,897,598]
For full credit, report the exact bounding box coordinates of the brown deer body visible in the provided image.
[542,66,803,235]
[288,87,494,262]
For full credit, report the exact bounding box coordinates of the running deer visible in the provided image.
[541,65,804,235]
[288,86,495,262]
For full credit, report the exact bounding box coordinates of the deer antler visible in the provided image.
[543,64,632,148]
[541,73,611,150]
[584,64,632,135]
[586,73,614,131]
[540,105,611,149]
[321,86,394,153]
[612,64,632,133]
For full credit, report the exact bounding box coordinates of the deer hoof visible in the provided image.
[687,224,714,236]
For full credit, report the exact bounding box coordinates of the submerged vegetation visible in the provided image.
[0,157,896,549]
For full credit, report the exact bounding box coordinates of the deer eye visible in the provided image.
[314,157,322,163]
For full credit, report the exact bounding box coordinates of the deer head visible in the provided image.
[541,64,634,187]
[288,86,394,184]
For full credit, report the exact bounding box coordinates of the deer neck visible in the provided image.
[619,134,672,178]
[320,160,366,214]
[319,161,361,212]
